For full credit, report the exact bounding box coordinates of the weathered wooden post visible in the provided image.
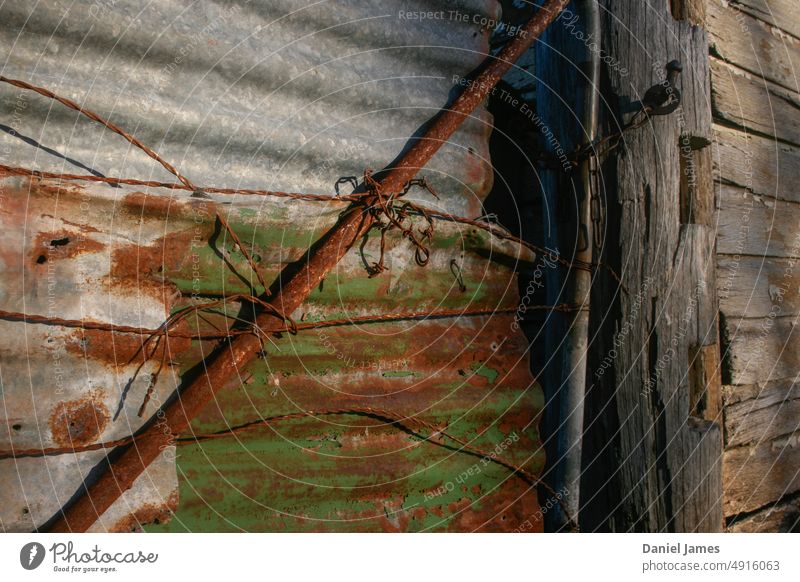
[537,0,722,531]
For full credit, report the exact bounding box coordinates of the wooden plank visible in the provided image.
[717,184,800,258]
[723,377,799,406]
[717,255,800,318]
[725,378,800,447]
[729,0,800,41]
[711,57,800,146]
[708,0,800,93]
[722,315,800,385]
[709,2,800,527]
[727,496,800,532]
[723,433,800,515]
[713,124,800,203]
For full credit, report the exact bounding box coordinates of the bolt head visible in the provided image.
[666,60,683,73]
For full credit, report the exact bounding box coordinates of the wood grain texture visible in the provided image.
[727,495,800,532]
[711,57,800,145]
[725,378,800,447]
[718,254,800,318]
[729,0,800,40]
[708,0,800,93]
[717,183,800,258]
[723,376,798,406]
[711,0,800,531]
[713,124,800,202]
[689,344,723,422]
[670,0,707,26]
[688,146,715,226]
[673,418,723,531]
[722,315,800,385]
[723,432,800,515]
[586,0,719,532]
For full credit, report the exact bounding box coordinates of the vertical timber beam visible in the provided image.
[589,0,722,531]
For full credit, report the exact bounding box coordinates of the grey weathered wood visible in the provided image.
[711,57,800,145]
[708,0,800,93]
[594,0,719,532]
[711,0,800,530]
[723,433,800,515]
[718,184,800,258]
[723,315,800,385]
[673,418,724,531]
[718,255,800,318]
[729,0,800,41]
[725,378,800,447]
[713,125,800,203]
[724,377,800,406]
[727,496,800,532]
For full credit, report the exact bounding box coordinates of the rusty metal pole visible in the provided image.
[47,0,570,533]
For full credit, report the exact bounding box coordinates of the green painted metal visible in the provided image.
[138,195,544,532]
[0,0,545,533]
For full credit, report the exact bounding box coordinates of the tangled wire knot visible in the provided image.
[358,169,439,278]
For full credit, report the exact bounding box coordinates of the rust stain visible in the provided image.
[120,191,209,222]
[108,490,179,532]
[46,0,569,530]
[451,482,542,532]
[41,215,102,235]
[121,191,178,221]
[106,228,196,310]
[49,393,110,447]
[31,230,105,265]
[109,230,192,281]
[66,327,192,368]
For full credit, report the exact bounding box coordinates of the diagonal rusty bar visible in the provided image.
[47,0,570,533]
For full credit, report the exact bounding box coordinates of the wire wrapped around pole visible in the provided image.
[44,0,573,533]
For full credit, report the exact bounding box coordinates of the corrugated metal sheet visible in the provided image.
[1,0,545,532]
[0,0,497,216]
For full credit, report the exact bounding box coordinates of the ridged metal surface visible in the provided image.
[0,0,499,216]
[0,0,546,532]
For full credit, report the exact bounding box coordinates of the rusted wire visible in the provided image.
[2,158,623,290]
[0,76,198,191]
[0,303,584,344]
[39,0,573,533]
[214,210,271,297]
[0,79,274,300]
[0,405,577,531]
[0,163,347,201]
[1,160,625,292]
[401,200,627,292]
[179,406,576,528]
[0,436,136,460]
[355,170,438,276]
[1,299,583,419]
